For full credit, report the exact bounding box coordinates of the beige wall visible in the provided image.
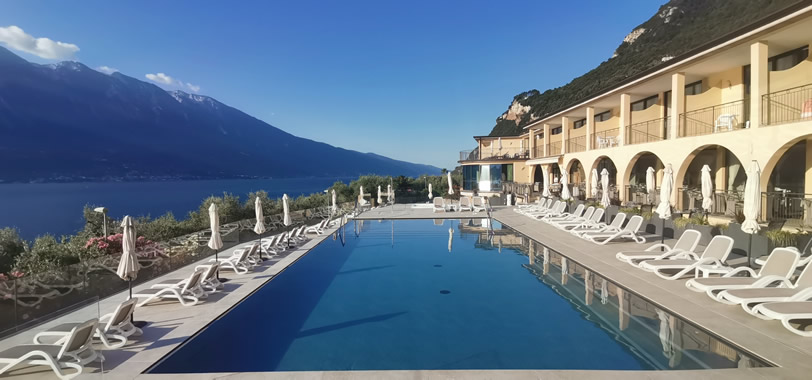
[709,66,745,105]
[770,59,812,93]
[630,103,662,124]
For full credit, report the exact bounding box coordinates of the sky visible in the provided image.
[0,0,664,170]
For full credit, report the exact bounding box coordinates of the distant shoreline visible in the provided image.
[0,175,361,185]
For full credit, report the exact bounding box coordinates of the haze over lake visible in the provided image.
[0,178,348,240]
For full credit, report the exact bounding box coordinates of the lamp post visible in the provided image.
[93,207,108,238]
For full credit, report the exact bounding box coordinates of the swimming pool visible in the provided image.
[150,218,768,373]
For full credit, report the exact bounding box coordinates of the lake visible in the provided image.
[0,178,349,240]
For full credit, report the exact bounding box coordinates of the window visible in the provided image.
[743,65,751,95]
[551,126,562,135]
[769,46,809,71]
[594,111,612,122]
[573,118,586,129]
[685,81,702,95]
[631,95,658,111]
[462,165,480,191]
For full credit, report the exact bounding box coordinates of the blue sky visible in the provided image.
[0,0,663,170]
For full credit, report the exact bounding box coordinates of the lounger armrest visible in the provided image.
[751,275,792,288]
[682,252,701,260]
[788,287,812,301]
[654,250,687,260]
[645,243,672,252]
[722,267,758,278]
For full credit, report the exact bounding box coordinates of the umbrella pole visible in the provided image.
[259,236,264,261]
[128,279,147,327]
[747,234,753,268]
[661,218,665,252]
[215,248,220,280]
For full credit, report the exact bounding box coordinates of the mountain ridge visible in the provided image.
[0,47,440,183]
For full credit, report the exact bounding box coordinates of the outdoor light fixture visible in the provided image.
[93,207,109,238]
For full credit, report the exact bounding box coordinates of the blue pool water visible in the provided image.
[151,219,766,372]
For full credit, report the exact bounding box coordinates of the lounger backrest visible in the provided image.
[580,206,595,220]
[609,212,627,229]
[60,318,98,358]
[759,248,800,278]
[624,215,643,232]
[571,204,585,217]
[181,269,206,293]
[590,208,605,222]
[556,202,567,213]
[105,299,137,331]
[794,261,812,288]
[701,235,734,261]
[460,197,471,207]
[675,229,702,253]
[473,196,483,206]
[434,197,444,207]
[201,262,220,282]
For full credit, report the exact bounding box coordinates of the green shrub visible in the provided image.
[619,207,641,215]
[687,214,708,226]
[641,211,654,220]
[673,217,690,229]
[765,229,799,248]
[0,227,26,275]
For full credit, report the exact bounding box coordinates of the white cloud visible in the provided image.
[145,72,200,93]
[0,25,79,59]
[97,66,118,74]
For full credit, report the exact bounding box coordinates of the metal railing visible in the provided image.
[533,146,544,158]
[480,148,529,161]
[679,99,748,137]
[676,188,742,216]
[625,185,659,205]
[567,136,586,153]
[459,150,477,162]
[762,83,812,126]
[547,141,562,156]
[626,117,668,145]
[593,128,620,149]
[763,191,812,224]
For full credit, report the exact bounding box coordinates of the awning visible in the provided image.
[525,156,561,165]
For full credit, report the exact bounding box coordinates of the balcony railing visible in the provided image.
[593,128,620,149]
[626,117,668,145]
[567,136,586,153]
[762,83,812,126]
[459,148,529,162]
[763,191,812,224]
[533,146,544,159]
[459,150,477,161]
[679,99,748,138]
[547,141,562,156]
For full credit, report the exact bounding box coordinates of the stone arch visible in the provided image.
[590,156,618,187]
[675,143,747,212]
[565,158,585,184]
[760,135,812,223]
[761,135,812,194]
[621,151,664,205]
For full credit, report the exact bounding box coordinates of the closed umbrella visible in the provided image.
[542,168,551,198]
[428,183,433,200]
[377,185,383,206]
[656,164,674,248]
[560,171,571,201]
[254,197,266,260]
[448,228,453,252]
[207,203,223,279]
[591,168,599,199]
[741,161,761,266]
[117,216,139,298]
[359,186,365,205]
[282,193,292,247]
[600,168,611,208]
[331,189,337,214]
[447,172,454,195]
[701,165,714,213]
[387,184,393,203]
[646,167,656,204]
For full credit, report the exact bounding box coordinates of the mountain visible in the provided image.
[488,0,806,136]
[0,47,439,182]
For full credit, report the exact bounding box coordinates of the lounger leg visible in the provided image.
[782,317,812,337]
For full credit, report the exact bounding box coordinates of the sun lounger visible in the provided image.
[0,319,101,380]
[133,268,207,307]
[154,262,223,294]
[528,201,566,219]
[306,219,329,235]
[755,236,812,268]
[516,198,550,214]
[549,206,593,225]
[214,244,256,274]
[615,229,702,266]
[686,247,799,297]
[544,204,585,223]
[639,235,734,280]
[472,196,487,213]
[558,208,605,230]
[433,197,445,213]
[718,261,812,314]
[751,297,812,336]
[584,215,646,245]
[33,299,140,349]
[573,212,626,236]
[459,197,472,212]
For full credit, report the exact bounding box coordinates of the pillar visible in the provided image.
[670,73,685,139]
[750,41,768,128]
[658,92,667,140]
[543,124,551,157]
[805,139,812,222]
[528,129,535,158]
[619,94,630,146]
[715,148,727,192]
[561,116,570,154]
[586,107,595,150]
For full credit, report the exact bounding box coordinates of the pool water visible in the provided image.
[150,219,767,373]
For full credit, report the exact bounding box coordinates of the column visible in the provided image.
[658,92,667,140]
[715,149,727,192]
[750,41,768,128]
[561,116,570,154]
[805,138,812,222]
[543,124,551,157]
[586,107,595,150]
[528,128,535,158]
[619,94,630,146]
[670,73,685,139]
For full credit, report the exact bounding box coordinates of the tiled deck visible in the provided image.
[2,205,811,379]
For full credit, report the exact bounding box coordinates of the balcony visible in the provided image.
[593,128,620,149]
[547,141,562,156]
[626,117,669,145]
[567,136,586,153]
[459,148,529,162]
[762,83,812,126]
[679,99,748,137]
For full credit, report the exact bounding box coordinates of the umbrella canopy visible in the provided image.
[448,228,453,252]
[331,189,337,213]
[253,197,266,235]
[656,164,674,220]
[117,216,139,281]
[447,172,454,195]
[282,194,292,226]
[359,185,364,204]
[207,203,223,250]
[591,169,600,198]
[542,168,551,197]
[387,184,393,202]
[428,183,433,200]
[646,167,656,194]
[600,169,611,208]
[741,161,761,234]
[701,165,714,212]
[377,185,383,205]
[560,171,571,201]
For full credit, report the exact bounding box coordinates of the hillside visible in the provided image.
[0,47,439,182]
[489,0,805,136]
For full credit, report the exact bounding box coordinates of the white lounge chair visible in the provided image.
[755,237,812,268]
[544,204,585,223]
[573,212,626,236]
[133,268,207,307]
[558,208,605,230]
[472,196,486,213]
[719,261,812,316]
[154,262,223,294]
[639,235,734,280]
[433,197,445,213]
[214,244,256,274]
[686,247,799,297]
[528,201,566,219]
[459,197,472,212]
[615,229,702,266]
[306,219,329,235]
[584,215,646,245]
[517,198,551,214]
[33,299,141,349]
[751,296,812,336]
[0,319,101,380]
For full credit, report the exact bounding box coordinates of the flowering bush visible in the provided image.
[84,233,164,258]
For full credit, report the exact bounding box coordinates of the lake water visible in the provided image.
[0,178,348,240]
